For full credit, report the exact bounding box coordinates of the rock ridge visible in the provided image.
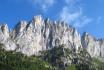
[0,15,104,58]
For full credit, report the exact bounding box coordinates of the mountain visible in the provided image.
[82,32,104,58]
[0,15,104,70]
[0,15,104,59]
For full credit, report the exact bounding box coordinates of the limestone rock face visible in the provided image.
[12,15,45,56]
[0,15,104,58]
[0,15,82,56]
[43,20,82,51]
[81,32,104,58]
[0,24,17,51]
[11,16,82,56]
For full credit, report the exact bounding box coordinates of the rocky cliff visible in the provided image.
[82,32,104,58]
[0,15,104,58]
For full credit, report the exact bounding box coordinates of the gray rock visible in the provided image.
[82,32,104,58]
[0,15,104,58]
[12,15,82,56]
[0,24,17,51]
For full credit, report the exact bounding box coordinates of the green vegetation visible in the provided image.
[91,58,104,70]
[41,44,72,69]
[41,44,104,70]
[0,44,57,70]
[0,43,104,70]
[65,64,77,70]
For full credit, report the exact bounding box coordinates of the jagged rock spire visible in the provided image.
[0,15,104,58]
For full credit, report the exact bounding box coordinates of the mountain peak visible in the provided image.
[32,15,43,25]
[0,15,104,58]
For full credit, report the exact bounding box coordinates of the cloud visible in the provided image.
[59,6,80,23]
[73,16,92,28]
[65,0,80,5]
[12,0,55,11]
[58,0,92,28]
[30,0,55,11]
[59,6,92,28]
[65,0,81,9]
[96,17,104,24]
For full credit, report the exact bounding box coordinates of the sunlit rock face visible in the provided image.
[0,15,104,57]
[12,15,45,56]
[0,15,82,56]
[81,32,104,58]
[0,24,9,39]
[11,15,82,56]
[43,19,82,51]
[0,24,16,51]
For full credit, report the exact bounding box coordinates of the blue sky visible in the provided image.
[0,0,104,38]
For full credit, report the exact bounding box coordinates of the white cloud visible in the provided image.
[96,17,104,24]
[65,0,81,7]
[73,16,92,28]
[60,6,80,22]
[65,0,79,5]
[58,0,92,28]
[59,6,92,28]
[12,0,55,11]
[31,0,55,11]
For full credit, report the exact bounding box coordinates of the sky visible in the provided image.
[0,0,104,38]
